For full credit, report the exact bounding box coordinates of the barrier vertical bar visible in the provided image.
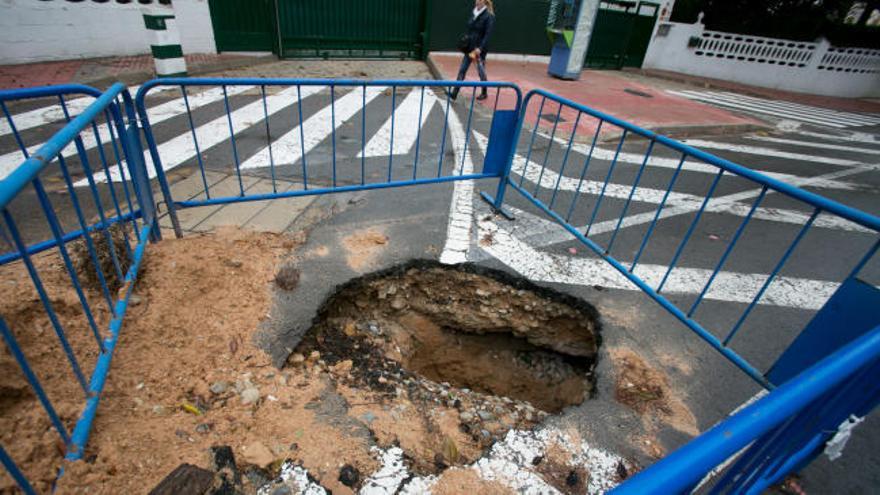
[181,86,211,199]
[585,129,628,237]
[2,210,88,392]
[260,85,278,193]
[0,318,71,446]
[0,444,36,495]
[564,121,603,223]
[657,170,725,293]
[222,85,244,196]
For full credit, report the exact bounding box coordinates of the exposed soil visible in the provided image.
[610,348,699,458]
[340,228,389,272]
[2,232,610,495]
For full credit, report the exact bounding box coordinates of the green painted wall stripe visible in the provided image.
[143,14,174,31]
[151,44,184,59]
[158,71,189,78]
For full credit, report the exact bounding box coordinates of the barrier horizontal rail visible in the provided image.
[135,78,522,238]
[0,83,156,492]
[485,88,880,389]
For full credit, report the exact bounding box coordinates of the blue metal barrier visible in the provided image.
[0,83,154,490]
[134,78,522,238]
[484,88,880,389]
[2,78,879,493]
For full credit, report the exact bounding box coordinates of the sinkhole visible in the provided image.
[296,261,602,413]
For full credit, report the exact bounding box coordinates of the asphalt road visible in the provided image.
[1,81,879,493]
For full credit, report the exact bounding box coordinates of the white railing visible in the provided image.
[643,21,880,98]
[818,47,880,74]
[695,30,817,68]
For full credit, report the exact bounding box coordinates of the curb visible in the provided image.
[597,122,770,143]
[79,54,279,90]
[425,54,446,81]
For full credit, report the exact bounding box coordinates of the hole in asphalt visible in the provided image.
[540,113,568,123]
[623,88,653,98]
[296,261,601,413]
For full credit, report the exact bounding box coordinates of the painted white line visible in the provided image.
[240,86,385,170]
[515,130,864,192]
[476,132,869,233]
[747,135,880,156]
[359,88,438,157]
[0,85,141,138]
[439,107,476,264]
[694,91,880,126]
[669,90,849,128]
[793,129,880,145]
[1,85,253,181]
[479,217,838,310]
[718,92,880,125]
[671,90,851,128]
[80,86,322,184]
[682,139,876,169]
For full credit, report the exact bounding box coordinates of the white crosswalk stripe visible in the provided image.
[746,135,880,155]
[78,86,324,184]
[359,87,439,158]
[241,86,386,170]
[0,85,252,181]
[669,90,880,128]
[530,130,864,191]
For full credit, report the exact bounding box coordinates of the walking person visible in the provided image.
[452,0,495,101]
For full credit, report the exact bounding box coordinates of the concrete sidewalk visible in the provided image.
[429,52,764,140]
[0,52,276,89]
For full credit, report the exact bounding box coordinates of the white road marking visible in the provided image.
[720,92,880,125]
[0,85,138,138]
[793,129,880,145]
[669,90,858,128]
[0,85,187,138]
[510,161,876,248]
[79,86,322,185]
[1,85,253,181]
[240,86,385,170]
[439,107,476,265]
[531,130,865,192]
[747,135,880,156]
[359,88,438,157]
[682,139,875,169]
[478,216,838,310]
[473,132,869,233]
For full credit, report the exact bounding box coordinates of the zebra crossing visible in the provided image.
[669,89,880,129]
[3,83,879,314]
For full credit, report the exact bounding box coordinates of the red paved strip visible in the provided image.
[431,53,761,138]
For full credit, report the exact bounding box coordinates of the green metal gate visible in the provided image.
[208,0,277,53]
[584,1,658,69]
[276,0,429,59]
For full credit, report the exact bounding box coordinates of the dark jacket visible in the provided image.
[466,9,495,53]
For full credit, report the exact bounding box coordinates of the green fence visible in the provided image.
[209,0,277,53]
[584,1,658,69]
[277,0,429,58]
[428,0,554,56]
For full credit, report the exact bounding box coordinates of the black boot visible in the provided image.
[476,89,488,101]
[450,87,459,101]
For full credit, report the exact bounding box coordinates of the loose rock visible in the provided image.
[338,464,360,487]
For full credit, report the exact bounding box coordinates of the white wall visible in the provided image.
[173,0,217,54]
[643,21,880,98]
[0,0,216,65]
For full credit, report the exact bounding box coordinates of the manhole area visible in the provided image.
[297,262,601,414]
